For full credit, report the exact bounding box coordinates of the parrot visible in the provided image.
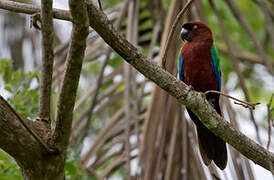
[178,21,227,169]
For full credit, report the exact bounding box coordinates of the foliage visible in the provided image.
[0,150,22,180]
[65,150,95,180]
[0,59,39,119]
[0,59,94,179]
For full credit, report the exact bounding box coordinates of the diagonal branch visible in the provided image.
[85,0,274,172]
[0,96,52,153]
[161,0,193,69]
[39,0,54,123]
[52,0,89,151]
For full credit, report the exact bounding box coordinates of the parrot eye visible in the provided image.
[193,25,198,30]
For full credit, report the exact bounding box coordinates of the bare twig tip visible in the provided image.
[204,90,260,110]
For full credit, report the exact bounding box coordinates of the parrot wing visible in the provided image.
[178,52,184,81]
[210,45,222,91]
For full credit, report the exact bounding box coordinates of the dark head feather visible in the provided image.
[181,21,213,43]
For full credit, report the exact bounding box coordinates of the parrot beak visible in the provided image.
[181,28,192,42]
[181,28,188,41]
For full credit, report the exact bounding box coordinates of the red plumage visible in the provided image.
[180,21,227,169]
[181,42,218,93]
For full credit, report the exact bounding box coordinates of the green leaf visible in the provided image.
[0,59,12,83]
[4,86,13,93]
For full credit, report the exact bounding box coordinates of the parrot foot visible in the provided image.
[207,99,215,107]
[188,85,194,91]
[186,85,194,95]
[201,91,207,99]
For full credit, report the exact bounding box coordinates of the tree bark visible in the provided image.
[39,0,54,122]
[0,96,65,179]
[0,0,274,178]
[0,0,88,179]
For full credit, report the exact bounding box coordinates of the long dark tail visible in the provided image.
[186,106,227,169]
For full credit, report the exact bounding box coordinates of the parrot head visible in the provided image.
[181,21,213,43]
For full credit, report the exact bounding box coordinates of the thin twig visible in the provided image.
[161,0,194,69]
[0,96,53,153]
[98,0,103,11]
[267,94,274,150]
[204,90,260,110]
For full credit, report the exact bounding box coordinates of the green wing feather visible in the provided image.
[210,45,222,90]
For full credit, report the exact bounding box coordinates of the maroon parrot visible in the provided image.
[178,21,227,169]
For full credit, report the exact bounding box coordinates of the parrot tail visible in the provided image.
[186,108,227,170]
[197,125,227,170]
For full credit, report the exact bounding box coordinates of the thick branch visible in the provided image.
[0,96,50,168]
[85,1,274,171]
[0,0,71,21]
[52,0,89,151]
[39,0,54,122]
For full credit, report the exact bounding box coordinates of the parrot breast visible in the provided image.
[181,42,219,93]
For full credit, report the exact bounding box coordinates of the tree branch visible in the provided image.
[39,0,54,122]
[52,0,89,151]
[0,95,52,167]
[161,0,193,69]
[0,95,52,152]
[85,0,274,171]
[0,0,71,21]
